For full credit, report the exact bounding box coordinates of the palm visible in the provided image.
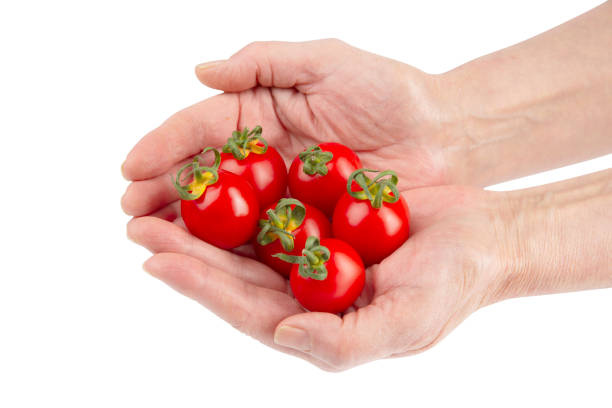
[358,186,503,356]
[231,54,445,189]
[127,183,502,370]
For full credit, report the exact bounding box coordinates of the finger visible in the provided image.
[121,155,201,217]
[146,200,181,223]
[122,93,239,181]
[230,243,257,260]
[138,199,185,230]
[129,217,286,291]
[272,289,436,371]
[144,252,339,371]
[234,87,293,151]
[195,39,349,92]
[121,168,180,216]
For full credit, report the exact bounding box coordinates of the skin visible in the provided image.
[122,2,612,371]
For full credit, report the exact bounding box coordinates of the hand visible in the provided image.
[126,185,511,371]
[121,39,505,370]
[122,36,612,371]
[121,39,450,217]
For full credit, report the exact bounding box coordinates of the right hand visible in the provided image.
[126,183,515,371]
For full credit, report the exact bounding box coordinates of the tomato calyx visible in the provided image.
[222,125,268,160]
[257,198,306,251]
[173,147,221,200]
[273,236,330,280]
[299,145,334,176]
[347,168,401,209]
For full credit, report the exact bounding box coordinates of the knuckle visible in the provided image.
[229,306,253,336]
[227,283,258,337]
[323,38,347,48]
[243,41,268,54]
[318,365,343,373]
[163,108,194,140]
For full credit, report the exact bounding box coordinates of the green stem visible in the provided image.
[222,125,268,160]
[173,148,221,200]
[256,198,307,251]
[273,236,330,280]
[299,145,334,176]
[346,168,401,209]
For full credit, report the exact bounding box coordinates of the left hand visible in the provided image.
[121,40,453,219]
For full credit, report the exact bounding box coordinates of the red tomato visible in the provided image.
[219,126,287,208]
[174,148,259,249]
[254,199,331,277]
[181,169,259,249]
[288,142,361,217]
[284,238,365,314]
[332,169,410,266]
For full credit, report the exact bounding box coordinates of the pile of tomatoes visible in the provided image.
[174,126,410,314]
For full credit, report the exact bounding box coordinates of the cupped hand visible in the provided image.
[126,185,511,371]
[121,39,501,371]
[121,39,450,218]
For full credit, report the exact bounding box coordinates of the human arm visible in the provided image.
[121,2,612,371]
[191,2,612,189]
[122,1,612,216]
[436,0,612,186]
[127,168,612,370]
[491,168,612,301]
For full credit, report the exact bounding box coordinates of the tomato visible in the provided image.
[174,148,259,249]
[288,142,361,217]
[219,126,287,208]
[332,169,410,266]
[254,198,331,277]
[276,237,365,314]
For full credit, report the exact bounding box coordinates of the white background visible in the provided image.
[1,1,611,407]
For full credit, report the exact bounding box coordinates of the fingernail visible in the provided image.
[195,60,225,71]
[274,325,311,352]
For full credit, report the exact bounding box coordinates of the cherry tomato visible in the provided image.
[174,149,259,249]
[219,126,287,208]
[288,142,362,217]
[254,198,331,277]
[277,237,365,314]
[332,169,410,266]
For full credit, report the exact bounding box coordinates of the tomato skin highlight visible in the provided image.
[289,238,365,314]
[255,202,331,277]
[288,143,362,217]
[220,146,287,208]
[332,192,410,266]
[181,170,259,249]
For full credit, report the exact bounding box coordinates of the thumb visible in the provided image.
[272,294,427,371]
[194,39,349,92]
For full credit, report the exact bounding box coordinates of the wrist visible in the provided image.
[487,190,548,303]
[429,2,612,188]
[430,60,541,188]
[488,171,612,303]
[391,66,478,187]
